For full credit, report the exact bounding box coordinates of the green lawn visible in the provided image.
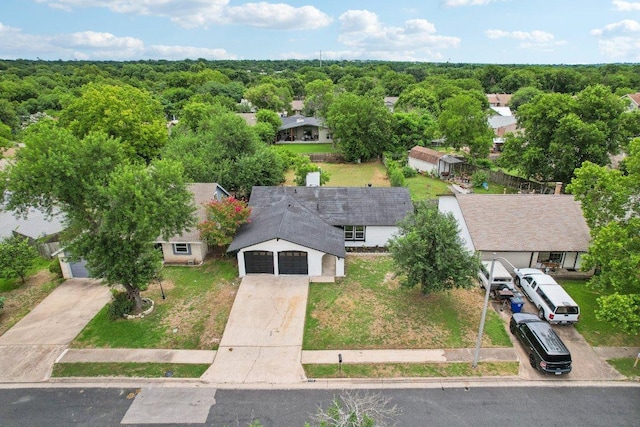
[607,358,640,379]
[560,280,640,347]
[312,160,390,187]
[304,256,511,350]
[71,258,239,350]
[405,175,452,200]
[273,143,337,154]
[304,362,519,378]
[52,362,209,378]
[0,257,51,293]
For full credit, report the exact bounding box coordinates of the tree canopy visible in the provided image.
[3,120,195,311]
[388,202,479,295]
[567,138,640,334]
[325,92,392,162]
[58,82,168,163]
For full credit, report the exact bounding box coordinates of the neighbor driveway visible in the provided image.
[202,275,309,384]
[0,279,110,382]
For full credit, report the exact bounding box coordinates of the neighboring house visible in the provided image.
[407,145,462,177]
[155,183,230,265]
[438,193,591,274]
[228,186,413,278]
[384,96,399,112]
[277,114,332,142]
[488,114,518,152]
[621,92,640,111]
[487,93,512,107]
[238,112,257,126]
[0,205,64,258]
[290,99,304,115]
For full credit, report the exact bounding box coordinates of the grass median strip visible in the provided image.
[606,358,640,379]
[52,362,210,378]
[304,362,519,378]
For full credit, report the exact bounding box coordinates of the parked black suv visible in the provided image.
[509,312,572,375]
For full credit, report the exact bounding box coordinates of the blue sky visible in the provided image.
[1,0,640,64]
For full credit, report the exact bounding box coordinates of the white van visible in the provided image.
[515,270,580,324]
[478,260,515,294]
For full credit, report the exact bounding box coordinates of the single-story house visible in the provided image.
[155,183,230,265]
[438,193,591,273]
[384,96,399,112]
[277,114,332,142]
[228,186,413,278]
[0,204,65,258]
[407,146,462,177]
[487,93,512,108]
[622,92,640,111]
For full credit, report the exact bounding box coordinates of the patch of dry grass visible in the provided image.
[304,255,510,350]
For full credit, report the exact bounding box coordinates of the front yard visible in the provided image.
[304,255,511,350]
[70,258,239,350]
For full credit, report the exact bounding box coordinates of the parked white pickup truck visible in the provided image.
[513,268,580,324]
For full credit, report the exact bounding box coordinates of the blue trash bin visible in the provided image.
[510,297,524,313]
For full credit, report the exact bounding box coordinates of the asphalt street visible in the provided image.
[0,386,638,427]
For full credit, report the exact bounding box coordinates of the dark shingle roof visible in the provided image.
[279,114,325,130]
[247,186,413,226]
[227,199,345,257]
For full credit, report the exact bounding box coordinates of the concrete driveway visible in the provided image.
[0,279,110,382]
[202,275,309,384]
[497,297,624,381]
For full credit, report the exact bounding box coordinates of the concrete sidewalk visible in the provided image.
[301,348,518,364]
[59,348,216,364]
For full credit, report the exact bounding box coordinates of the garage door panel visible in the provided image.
[278,251,308,275]
[244,251,274,274]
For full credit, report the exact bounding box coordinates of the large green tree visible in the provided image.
[566,138,640,334]
[388,202,479,295]
[438,92,493,159]
[244,83,292,112]
[501,85,628,184]
[3,120,195,311]
[58,82,168,163]
[325,92,392,162]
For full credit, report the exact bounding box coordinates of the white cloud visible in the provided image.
[484,28,565,53]
[442,0,500,6]
[591,19,640,60]
[612,1,640,11]
[224,3,332,30]
[336,10,459,61]
[0,22,234,60]
[146,45,235,60]
[35,0,332,30]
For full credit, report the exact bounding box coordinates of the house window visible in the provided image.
[172,243,191,255]
[344,225,365,241]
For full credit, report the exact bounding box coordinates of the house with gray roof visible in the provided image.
[277,114,332,142]
[228,186,413,278]
[155,183,229,265]
[438,193,591,274]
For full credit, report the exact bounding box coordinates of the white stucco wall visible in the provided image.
[344,226,399,249]
[237,239,333,277]
[438,196,475,253]
[479,251,534,270]
[408,157,436,173]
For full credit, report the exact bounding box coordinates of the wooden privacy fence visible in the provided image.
[455,162,556,194]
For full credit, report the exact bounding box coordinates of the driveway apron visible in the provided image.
[202,275,309,384]
[0,279,110,382]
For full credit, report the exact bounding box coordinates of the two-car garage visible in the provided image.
[243,250,308,275]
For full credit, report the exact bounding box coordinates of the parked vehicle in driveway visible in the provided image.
[513,268,580,324]
[510,312,572,375]
[477,260,515,296]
